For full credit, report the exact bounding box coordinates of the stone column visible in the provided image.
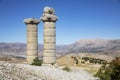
[41,7,58,64]
[24,18,40,64]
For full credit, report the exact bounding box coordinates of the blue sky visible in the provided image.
[0,0,120,44]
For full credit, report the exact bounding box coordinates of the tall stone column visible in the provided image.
[24,18,40,64]
[41,7,58,64]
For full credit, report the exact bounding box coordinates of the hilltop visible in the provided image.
[0,61,98,80]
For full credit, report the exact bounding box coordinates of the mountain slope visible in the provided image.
[0,39,120,57]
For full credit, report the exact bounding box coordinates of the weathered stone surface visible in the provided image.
[44,22,55,29]
[24,18,40,24]
[44,29,56,36]
[44,37,56,42]
[27,56,37,64]
[27,50,38,56]
[27,43,38,50]
[44,42,55,50]
[24,18,40,64]
[43,57,56,64]
[27,32,38,38]
[27,25,38,32]
[27,38,38,43]
[41,7,58,64]
[43,50,56,57]
[40,7,57,22]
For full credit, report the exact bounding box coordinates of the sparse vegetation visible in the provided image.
[62,66,71,72]
[71,56,107,65]
[31,57,42,66]
[82,57,107,64]
[95,57,120,80]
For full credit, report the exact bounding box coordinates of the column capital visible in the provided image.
[24,18,40,25]
[40,7,58,22]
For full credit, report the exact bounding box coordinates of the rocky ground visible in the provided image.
[0,61,99,80]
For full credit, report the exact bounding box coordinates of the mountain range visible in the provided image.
[0,39,120,58]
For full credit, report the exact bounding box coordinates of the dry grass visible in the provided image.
[0,56,26,63]
[56,53,103,75]
[56,55,75,66]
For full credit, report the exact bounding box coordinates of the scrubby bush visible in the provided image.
[63,66,71,72]
[71,56,107,65]
[81,61,85,64]
[31,57,42,66]
[82,57,89,61]
[95,57,120,80]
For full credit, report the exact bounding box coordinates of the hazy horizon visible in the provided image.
[0,38,120,45]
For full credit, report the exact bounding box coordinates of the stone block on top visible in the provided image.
[24,18,40,25]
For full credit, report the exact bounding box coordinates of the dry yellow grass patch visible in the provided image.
[56,55,75,66]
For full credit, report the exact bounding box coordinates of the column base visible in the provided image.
[27,56,37,64]
[42,63,59,68]
[43,57,56,64]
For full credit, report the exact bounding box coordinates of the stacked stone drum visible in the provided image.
[24,18,40,64]
[41,7,58,64]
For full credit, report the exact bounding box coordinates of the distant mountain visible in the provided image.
[74,39,120,53]
[57,39,120,57]
[0,42,43,57]
[0,43,26,56]
[0,39,120,57]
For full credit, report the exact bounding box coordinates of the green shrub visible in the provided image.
[31,57,42,66]
[95,57,120,80]
[82,57,89,61]
[63,66,71,72]
[95,65,111,80]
